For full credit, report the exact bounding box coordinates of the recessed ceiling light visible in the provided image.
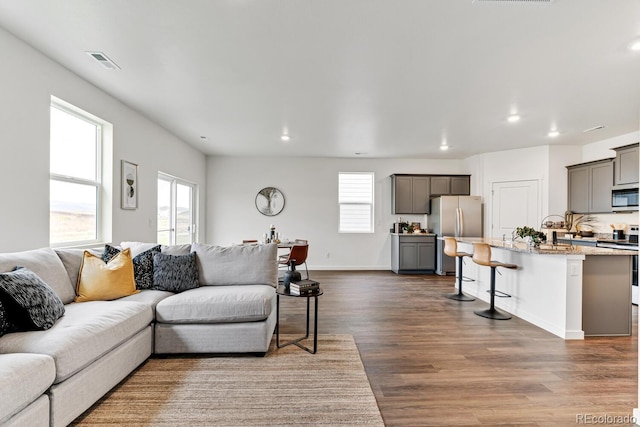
[548,130,559,138]
[440,145,449,151]
[507,114,520,123]
[630,40,640,51]
[280,134,290,142]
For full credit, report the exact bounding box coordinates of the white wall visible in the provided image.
[581,132,639,163]
[466,146,557,237]
[0,27,206,252]
[207,156,466,269]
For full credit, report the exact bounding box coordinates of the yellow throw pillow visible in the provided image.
[75,248,139,302]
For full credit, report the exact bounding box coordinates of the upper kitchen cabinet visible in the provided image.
[391,175,430,214]
[567,158,614,214]
[613,143,639,186]
[430,175,471,196]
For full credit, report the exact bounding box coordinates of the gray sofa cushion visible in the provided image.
[120,242,192,257]
[0,267,65,331]
[0,248,76,304]
[191,243,277,287]
[0,300,152,383]
[155,285,275,323]
[118,289,174,315]
[0,353,55,425]
[54,247,102,294]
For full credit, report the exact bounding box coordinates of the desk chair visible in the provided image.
[471,242,518,320]
[442,237,475,301]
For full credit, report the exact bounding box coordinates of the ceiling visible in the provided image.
[0,0,639,159]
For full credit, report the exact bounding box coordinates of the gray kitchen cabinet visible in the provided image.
[613,143,639,185]
[430,175,471,196]
[391,234,436,273]
[590,161,614,212]
[430,176,451,196]
[450,176,471,195]
[567,159,614,214]
[391,175,431,214]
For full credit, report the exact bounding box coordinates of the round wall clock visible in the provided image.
[255,187,285,216]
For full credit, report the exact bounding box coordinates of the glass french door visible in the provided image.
[157,173,196,245]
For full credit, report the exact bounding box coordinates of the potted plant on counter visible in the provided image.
[514,226,546,248]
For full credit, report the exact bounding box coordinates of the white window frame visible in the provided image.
[49,99,104,247]
[158,172,197,245]
[338,172,375,233]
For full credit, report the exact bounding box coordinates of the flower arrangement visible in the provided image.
[514,226,546,246]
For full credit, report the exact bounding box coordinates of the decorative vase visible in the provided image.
[283,260,301,291]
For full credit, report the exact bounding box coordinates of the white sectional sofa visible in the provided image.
[0,242,278,427]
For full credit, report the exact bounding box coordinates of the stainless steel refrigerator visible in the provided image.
[430,196,483,275]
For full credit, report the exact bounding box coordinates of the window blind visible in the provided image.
[339,172,374,233]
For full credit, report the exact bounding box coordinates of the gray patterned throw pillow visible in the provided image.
[0,267,65,331]
[152,252,199,293]
[103,244,161,289]
[0,300,9,337]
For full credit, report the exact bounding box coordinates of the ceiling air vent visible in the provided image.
[86,51,120,70]
[583,125,606,133]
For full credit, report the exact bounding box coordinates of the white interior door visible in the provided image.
[491,180,540,238]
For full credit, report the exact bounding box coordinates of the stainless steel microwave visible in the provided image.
[612,184,639,212]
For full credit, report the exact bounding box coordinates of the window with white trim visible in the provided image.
[158,173,197,245]
[339,172,374,233]
[50,100,105,246]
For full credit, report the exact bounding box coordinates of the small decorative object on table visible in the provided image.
[514,226,546,248]
[283,260,301,292]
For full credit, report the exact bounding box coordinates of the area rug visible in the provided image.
[72,334,384,426]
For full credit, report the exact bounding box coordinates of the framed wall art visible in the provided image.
[121,160,138,210]
[255,187,285,216]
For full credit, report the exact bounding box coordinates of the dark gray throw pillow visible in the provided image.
[0,300,9,337]
[0,267,65,331]
[102,244,161,289]
[152,252,199,293]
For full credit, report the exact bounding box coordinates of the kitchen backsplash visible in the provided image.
[578,212,638,234]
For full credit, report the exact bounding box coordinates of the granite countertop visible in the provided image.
[455,237,637,256]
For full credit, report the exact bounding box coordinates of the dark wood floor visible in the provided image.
[278,271,638,426]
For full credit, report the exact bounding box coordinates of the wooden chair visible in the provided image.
[442,237,475,301]
[471,242,518,320]
[278,243,309,280]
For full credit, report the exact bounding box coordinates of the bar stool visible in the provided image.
[471,242,518,320]
[442,237,475,301]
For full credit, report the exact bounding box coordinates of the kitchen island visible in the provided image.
[453,238,635,340]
